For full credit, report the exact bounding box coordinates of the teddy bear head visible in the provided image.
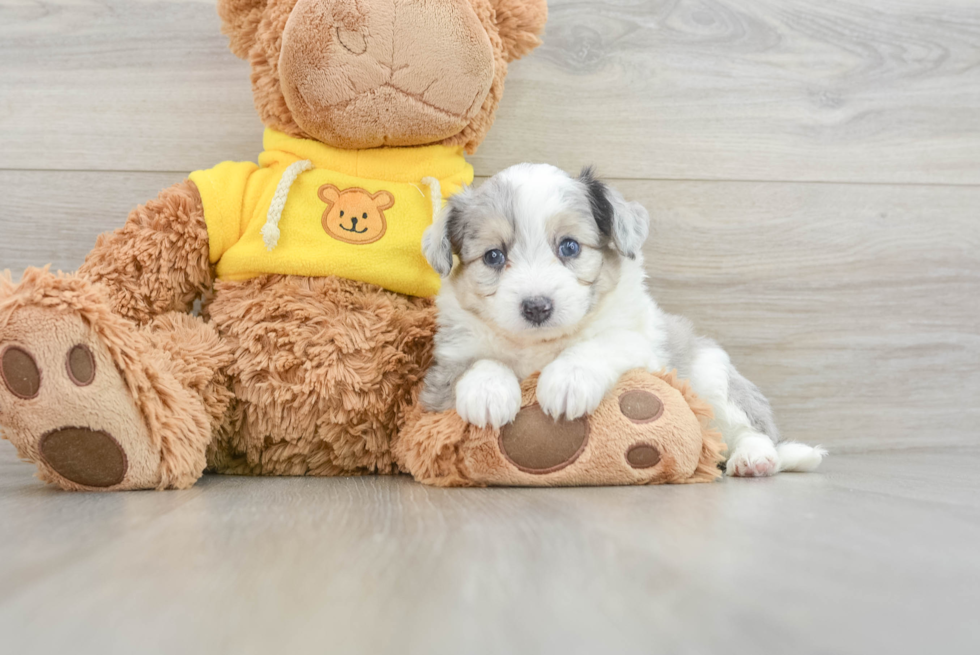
[217,0,547,153]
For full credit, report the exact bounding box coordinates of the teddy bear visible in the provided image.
[0,0,723,491]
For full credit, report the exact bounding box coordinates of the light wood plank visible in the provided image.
[0,0,264,169]
[0,170,189,273]
[625,179,980,452]
[482,0,980,184]
[1,445,979,655]
[2,1,979,183]
[2,170,977,451]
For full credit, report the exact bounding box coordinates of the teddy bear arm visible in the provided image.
[77,179,213,326]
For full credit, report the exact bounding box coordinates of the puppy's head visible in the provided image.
[423,163,650,338]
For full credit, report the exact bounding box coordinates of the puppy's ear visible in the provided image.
[580,167,650,259]
[423,205,458,277]
[609,196,651,260]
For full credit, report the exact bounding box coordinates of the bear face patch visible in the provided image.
[318,184,394,245]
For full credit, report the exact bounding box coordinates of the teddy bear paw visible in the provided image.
[0,305,164,490]
[0,271,212,491]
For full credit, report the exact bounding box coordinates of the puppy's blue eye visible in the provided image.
[483,249,506,268]
[558,238,581,258]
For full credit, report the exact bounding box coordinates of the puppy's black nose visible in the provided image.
[521,297,553,325]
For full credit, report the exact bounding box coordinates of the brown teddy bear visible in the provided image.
[0,0,722,491]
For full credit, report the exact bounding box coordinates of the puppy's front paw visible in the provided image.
[455,360,522,429]
[536,359,611,420]
[726,434,779,477]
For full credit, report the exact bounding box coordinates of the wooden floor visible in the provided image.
[2,445,979,654]
[1,1,978,652]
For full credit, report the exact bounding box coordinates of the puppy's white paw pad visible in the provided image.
[455,361,522,429]
[730,458,777,477]
[727,437,779,478]
[536,360,610,420]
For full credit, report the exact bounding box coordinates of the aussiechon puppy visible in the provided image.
[421,163,825,476]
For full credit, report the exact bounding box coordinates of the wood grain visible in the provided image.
[2,171,976,451]
[2,1,980,183]
[627,179,980,452]
[0,170,188,273]
[480,0,980,184]
[1,445,978,655]
[1,3,979,650]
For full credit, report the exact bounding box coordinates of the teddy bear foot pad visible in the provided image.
[498,389,675,475]
[398,369,725,487]
[0,306,159,490]
[1,323,131,487]
[498,404,590,473]
[0,270,217,491]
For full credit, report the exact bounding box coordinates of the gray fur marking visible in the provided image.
[727,366,782,442]
[662,313,781,442]
[420,356,470,412]
[420,320,475,411]
[662,314,707,379]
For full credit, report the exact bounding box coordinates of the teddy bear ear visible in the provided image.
[217,0,270,59]
[371,190,395,211]
[318,184,341,206]
[492,0,549,62]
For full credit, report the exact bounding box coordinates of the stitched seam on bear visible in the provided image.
[311,83,465,120]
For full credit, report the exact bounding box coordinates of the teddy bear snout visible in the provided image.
[279,0,495,149]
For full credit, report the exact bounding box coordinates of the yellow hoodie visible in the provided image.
[188,129,473,297]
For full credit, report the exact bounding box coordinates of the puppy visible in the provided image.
[420,164,825,476]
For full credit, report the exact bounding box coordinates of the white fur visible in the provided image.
[423,164,826,476]
[434,257,668,417]
[455,359,522,429]
[776,442,829,472]
[726,434,780,477]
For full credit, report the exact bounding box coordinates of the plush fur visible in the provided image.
[0,0,547,491]
[224,0,547,153]
[421,164,827,477]
[205,274,435,476]
[78,180,213,325]
[0,0,736,490]
[0,269,225,489]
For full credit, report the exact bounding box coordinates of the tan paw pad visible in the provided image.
[618,389,663,423]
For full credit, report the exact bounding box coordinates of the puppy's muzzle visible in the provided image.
[521,297,554,326]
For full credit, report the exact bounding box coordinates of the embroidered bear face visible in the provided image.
[318,184,394,245]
